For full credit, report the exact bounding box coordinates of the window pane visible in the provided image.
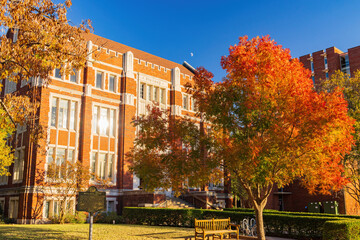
[68,150,74,164]
[154,87,158,102]
[55,68,61,79]
[110,109,115,136]
[44,201,50,218]
[99,108,109,135]
[146,85,151,101]
[18,149,24,181]
[51,98,57,127]
[90,153,96,180]
[96,72,103,89]
[59,100,69,128]
[92,106,98,134]
[183,95,188,109]
[108,154,114,179]
[70,102,76,130]
[56,149,66,178]
[140,84,145,99]
[109,75,115,92]
[160,89,165,104]
[70,69,77,83]
[47,148,54,164]
[99,153,106,179]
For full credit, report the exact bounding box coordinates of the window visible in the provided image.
[146,85,151,101]
[4,79,17,94]
[183,95,188,110]
[310,61,314,72]
[44,200,50,218]
[54,68,62,79]
[340,54,350,75]
[58,99,69,128]
[69,101,76,130]
[160,89,165,104]
[109,110,115,137]
[107,201,115,212]
[90,153,96,180]
[153,87,159,102]
[326,72,329,79]
[70,69,77,83]
[96,71,103,89]
[93,106,116,136]
[312,76,315,85]
[109,75,116,92]
[92,106,98,134]
[13,148,25,182]
[0,169,8,185]
[51,98,57,127]
[46,147,75,179]
[51,97,78,130]
[99,108,109,135]
[191,97,197,111]
[324,57,328,69]
[90,152,116,181]
[99,153,107,179]
[140,84,145,99]
[9,198,19,219]
[108,154,114,178]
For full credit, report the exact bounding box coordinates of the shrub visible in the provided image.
[94,212,124,224]
[323,220,360,240]
[122,207,352,239]
[50,212,87,224]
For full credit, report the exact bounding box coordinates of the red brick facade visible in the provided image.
[0,33,232,222]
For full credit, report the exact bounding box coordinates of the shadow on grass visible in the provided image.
[136,231,194,239]
[0,226,81,240]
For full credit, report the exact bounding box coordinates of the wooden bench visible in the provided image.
[194,218,239,240]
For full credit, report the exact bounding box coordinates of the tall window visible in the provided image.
[109,75,116,92]
[58,99,69,128]
[93,106,116,136]
[324,57,328,69]
[90,152,115,181]
[153,87,159,102]
[96,71,103,89]
[70,69,77,83]
[140,84,145,99]
[310,61,314,72]
[100,108,109,135]
[9,198,19,219]
[46,147,75,179]
[13,149,25,182]
[183,95,188,110]
[146,85,151,101]
[51,97,78,130]
[160,89,165,104]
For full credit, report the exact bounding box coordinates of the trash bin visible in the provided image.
[323,201,339,214]
[308,202,322,213]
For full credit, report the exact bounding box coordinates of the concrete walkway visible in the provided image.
[266,237,295,240]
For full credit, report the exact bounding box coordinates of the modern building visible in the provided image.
[0,33,231,223]
[265,45,360,215]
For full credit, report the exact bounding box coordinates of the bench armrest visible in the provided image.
[195,226,205,233]
[228,223,240,230]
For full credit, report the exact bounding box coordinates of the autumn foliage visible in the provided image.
[189,36,354,239]
[127,106,221,195]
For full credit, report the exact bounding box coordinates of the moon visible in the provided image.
[190,52,194,57]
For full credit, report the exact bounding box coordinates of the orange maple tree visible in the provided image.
[190,36,354,240]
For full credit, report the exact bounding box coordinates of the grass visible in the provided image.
[0,223,194,240]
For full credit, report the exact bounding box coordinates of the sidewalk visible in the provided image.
[267,237,295,240]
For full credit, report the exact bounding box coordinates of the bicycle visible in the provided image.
[241,217,257,236]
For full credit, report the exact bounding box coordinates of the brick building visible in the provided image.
[0,33,231,223]
[265,45,360,215]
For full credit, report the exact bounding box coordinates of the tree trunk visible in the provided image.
[254,201,266,240]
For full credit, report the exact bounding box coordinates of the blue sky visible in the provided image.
[66,0,360,81]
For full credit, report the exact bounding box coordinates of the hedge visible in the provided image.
[122,207,348,239]
[323,220,360,240]
[224,208,360,219]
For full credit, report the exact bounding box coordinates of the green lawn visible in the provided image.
[0,224,194,240]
